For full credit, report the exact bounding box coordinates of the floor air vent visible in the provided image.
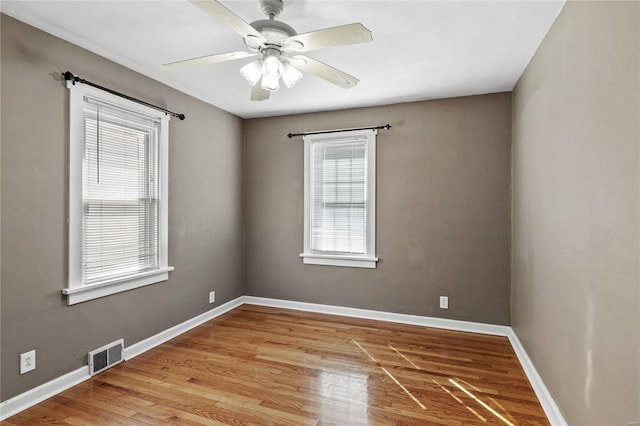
[88,339,124,376]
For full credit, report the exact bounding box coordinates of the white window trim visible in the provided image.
[64,81,173,305]
[300,129,378,269]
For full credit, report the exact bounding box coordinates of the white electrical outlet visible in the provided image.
[439,296,449,309]
[209,291,215,304]
[20,350,36,374]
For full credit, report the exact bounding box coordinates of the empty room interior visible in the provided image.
[0,0,638,425]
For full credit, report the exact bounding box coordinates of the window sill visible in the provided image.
[62,267,174,305]
[300,253,378,269]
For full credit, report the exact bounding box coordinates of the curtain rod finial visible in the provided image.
[63,71,80,85]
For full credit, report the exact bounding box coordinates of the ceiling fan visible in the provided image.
[163,0,373,101]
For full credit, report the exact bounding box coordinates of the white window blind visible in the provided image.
[82,98,160,284]
[311,139,367,254]
[302,129,377,269]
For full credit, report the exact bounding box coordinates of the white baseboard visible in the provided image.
[124,296,244,360]
[242,296,512,336]
[508,332,567,425]
[0,366,90,421]
[0,295,566,426]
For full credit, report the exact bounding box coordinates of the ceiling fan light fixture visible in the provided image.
[281,63,303,88]
[240,60,263,86]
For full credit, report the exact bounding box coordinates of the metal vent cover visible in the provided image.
[88,339,124,376]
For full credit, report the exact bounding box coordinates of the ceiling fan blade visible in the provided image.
[290,55,359,89]
[189,0,266,43]
[251,79,270,101]
[162,51,257,69]
[283,23,372,53]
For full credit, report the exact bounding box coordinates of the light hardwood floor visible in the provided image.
[2,305,549,425]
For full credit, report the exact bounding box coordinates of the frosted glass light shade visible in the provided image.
[261,56,283,92]
[240,60,262,86]
[281,63,303,88]
[260,73,280,91]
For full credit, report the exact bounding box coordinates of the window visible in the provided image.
[301,129,377,268]
[64,82,173,305]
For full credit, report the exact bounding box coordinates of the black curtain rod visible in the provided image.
[63,71,185,121]
[287,124,391,139]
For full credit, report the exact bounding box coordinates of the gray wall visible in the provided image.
[244,94,512,325]
[0,14,244,400]
[512,2,639,424]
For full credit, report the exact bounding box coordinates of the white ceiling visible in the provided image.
[2,0,564,119]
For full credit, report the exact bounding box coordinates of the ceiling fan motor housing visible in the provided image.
[247,19,297,49]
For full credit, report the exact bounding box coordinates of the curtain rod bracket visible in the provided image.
[62,71,185,121]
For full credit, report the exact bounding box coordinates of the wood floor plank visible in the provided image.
[2,305,549,425]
